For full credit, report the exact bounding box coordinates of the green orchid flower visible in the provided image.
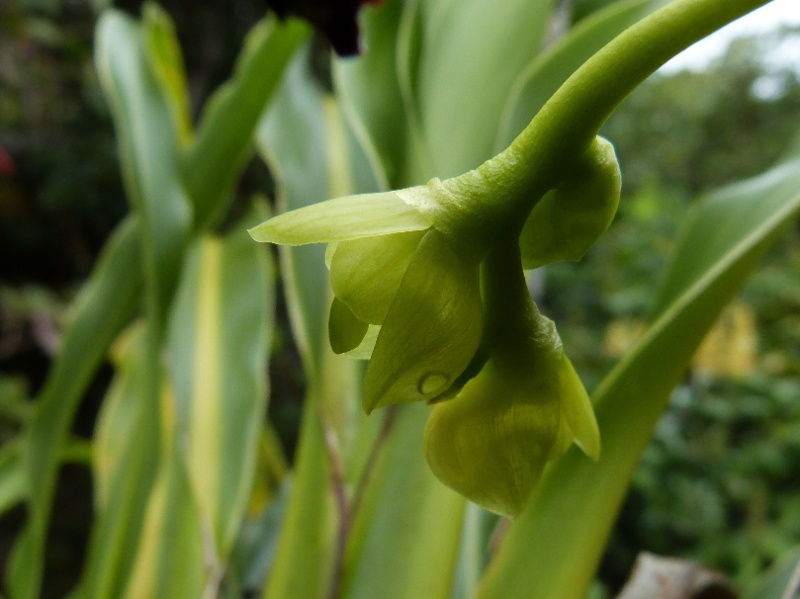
[250,134,619,415]
[423,241,600,518]
[249,189,484,413]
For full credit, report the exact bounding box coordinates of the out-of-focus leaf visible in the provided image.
[0,378,30,425]
[95,9,191,333]
[168,206,274,559]
[334,0,407,188]
[257,46,357,599]
[414,0,557,179]
[117,441,205,599]
[0,440,26,516]
[183,16,308,231]
[261,399,337,599]
[80,323,162,599]
[339,404,464,599]
[449,504,498,599]
[747,546,800,599]
[9,218,141,599]
[495,0,668,152]
[91,326,206,599]
[141,2,193,146]
[225,480,292,598]
[476,152,800,599]
[249,423,290,513]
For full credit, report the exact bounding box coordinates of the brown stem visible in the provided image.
[321,405,399,599]
[350,405,398,519]
[321,415,350,599]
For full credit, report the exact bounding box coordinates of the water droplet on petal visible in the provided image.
[418,372,450,395]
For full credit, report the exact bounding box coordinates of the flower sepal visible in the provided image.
[519,135,621,270]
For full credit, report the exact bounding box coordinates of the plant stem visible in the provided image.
[350,405,398,519]
[321,414,350,599]
[323,405,399,599]
[447,0,773,237]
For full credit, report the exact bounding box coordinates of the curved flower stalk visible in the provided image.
[424,241,600,518]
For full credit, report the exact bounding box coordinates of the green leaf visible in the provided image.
[225,480,292,597]
[494,0,669,152]
[95,9,191,333]
[0,440,26,516]
[333,0,408,188]
[261,399,338,599]
[339,404,465,599]
[92,328,206,599]
[363,229,483,412]
[12,218,141,599]
[167,207,274,558]
[183,16,309,231]
[141,2,192,146]
[747,546,800,599]
[475,152,800,599]
[248,192,431,246]
[448,504,498,599]
[117,448,205,599]
[414,0,558,179]
[257,45,367,599]
[80,323,163,599]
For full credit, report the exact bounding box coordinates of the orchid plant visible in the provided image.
[248,0,763,519]
[4,0,800,597]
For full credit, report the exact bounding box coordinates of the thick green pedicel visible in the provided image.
[520,136,621,269]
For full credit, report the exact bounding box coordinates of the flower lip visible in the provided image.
[422,239,599,517]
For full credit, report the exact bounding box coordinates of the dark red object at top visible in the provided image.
[266,0,381,56]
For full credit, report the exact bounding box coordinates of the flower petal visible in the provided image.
[362,229,482,412]
[248,191,431,245]
[557,355,601,460]
[345,324,380,360]
[330,230,425,324]
[328,297,369,354]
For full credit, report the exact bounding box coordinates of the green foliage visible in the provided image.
[2,0,800,598]
[603,26,800,195]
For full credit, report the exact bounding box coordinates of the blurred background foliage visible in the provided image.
[1,0,799,596]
